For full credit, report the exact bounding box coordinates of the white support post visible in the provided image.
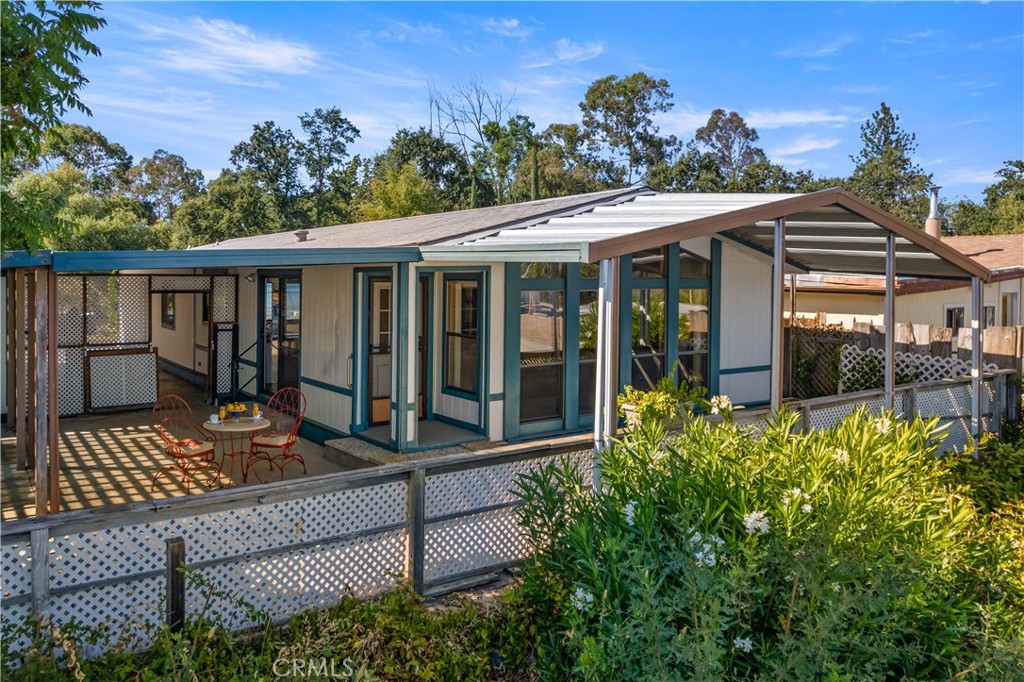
[970,277,984,446]
[883,232,896,411]
[593,258,618,491]
[770,218,786,411]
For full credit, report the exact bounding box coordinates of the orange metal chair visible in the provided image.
[151,417,219,492]
[248,388,307,480]
[152,394,193,424]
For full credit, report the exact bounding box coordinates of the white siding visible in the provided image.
[301,265,355,434]
[151,292,196,371]
[719,241,773,369]
[721,370,771,405]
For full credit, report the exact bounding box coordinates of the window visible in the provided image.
[1003,292,1020,326]
[519,291,564,422]
[521,263,565,279]
[631,288,667,390]
[201,292,210,325]
[578,290,599,415]
[444,278,479,396]
[632,247,666,279]
[945,306,965,333]
[160,293,175,329]
[677,288,709,388]
[985,306,996,329]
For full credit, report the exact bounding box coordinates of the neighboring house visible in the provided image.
[789,234,1023,331]
[2,188,993,453]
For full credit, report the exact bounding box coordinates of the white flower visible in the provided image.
[801,503,813,514]
[689,530,703,545]
[710,395,732,414]
[624,500,637,527]
[733,636,754,653]
[570,586,594,612]
[872,416,892,434]
[782,488,810,505]
[832,583,841,593]
[743,511,769,535]
[831,448,850,465]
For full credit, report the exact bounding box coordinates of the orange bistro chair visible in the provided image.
[151,417,219,492]
[248,387,307,480]
[151,393,194,424]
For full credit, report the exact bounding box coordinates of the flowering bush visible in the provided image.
[515,407,1024,681]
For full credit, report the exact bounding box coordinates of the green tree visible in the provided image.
[372,127,480,211]
[355,162,441,221]
[508,123,620,201]
[173,169,282,246]
[580,72,675,185]
[692,109,767,187]
[124,149,204,220]
[847,102,932,224]
[481,114,536,203]
[298,107,359,227]
[230,121,305,227]
[946,160,1024,235]
[0,0,105,164]
[34,123,132,193]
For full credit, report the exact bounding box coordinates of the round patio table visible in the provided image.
[203,417,270,485]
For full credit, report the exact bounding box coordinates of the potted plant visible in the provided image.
[618,375,710,432]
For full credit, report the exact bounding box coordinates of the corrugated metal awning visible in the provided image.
[423,189,990,281]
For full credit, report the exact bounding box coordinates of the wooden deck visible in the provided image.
[0,374,345,521]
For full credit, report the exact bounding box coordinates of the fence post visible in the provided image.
[30,528,50,621]
[406,469,425,594]
[165,537,186,633]
[993,374,1005,438]
[905,387,917,423]
[800,404,811,432]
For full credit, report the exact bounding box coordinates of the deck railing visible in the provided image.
[1,370,1018,652]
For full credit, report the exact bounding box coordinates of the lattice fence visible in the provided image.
[1,447,593,652]
[839,345,998,393]
[790,324,850,399]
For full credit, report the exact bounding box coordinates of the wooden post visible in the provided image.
[26,270,37,470]
[48,268,60,514]
[31,527,50,619]
[165,537,186,632]
[34,270,49,516]
[15,270,27,469]
[993,373,1005,438]
[770,218,786,410]
[906,386,917,423]
[5,271,14,431]
[883,232,896,410]
[406,468,425,594]
[800,404,811,432]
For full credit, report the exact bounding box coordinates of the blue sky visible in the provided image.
[68,2,1023,202]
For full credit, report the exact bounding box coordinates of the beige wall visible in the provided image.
[793,277,1023,329]
[151,292,198,371]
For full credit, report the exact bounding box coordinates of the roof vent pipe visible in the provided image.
[294,230,310,243]
[924,186,942,239]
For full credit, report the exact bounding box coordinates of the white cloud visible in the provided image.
[554,38,604,64]
[481,17,533,39]
[525,38,605,68]
[772,134,841,156]
[942,167,998,185]
[746,108,851,129]
[837,84,888,95]
[140,17,319,81]
[887,29,936,45]
[777,36,855,58]
[659,106,713,135]
[378,20,444,43]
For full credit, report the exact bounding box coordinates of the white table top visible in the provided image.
[203,417,271,433]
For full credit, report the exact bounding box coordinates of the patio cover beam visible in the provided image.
[971,278,984,447]
[884,232,896,410]
[593,257,619,489]
[771,219,786,410]
[33,268,49,516]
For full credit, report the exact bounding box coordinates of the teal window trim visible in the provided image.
[441,272,484,401]
[394,262,411,449]
[709,239,722,396]
[564,263,581,431]
[503,264,522,440]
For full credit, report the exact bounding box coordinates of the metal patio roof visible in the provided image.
[421,188,991,281]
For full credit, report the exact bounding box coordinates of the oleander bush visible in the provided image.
[515,408,1024,681]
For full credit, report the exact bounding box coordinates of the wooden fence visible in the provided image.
[789,319,1023,399]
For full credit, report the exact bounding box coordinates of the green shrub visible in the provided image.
[515,408,1024,681]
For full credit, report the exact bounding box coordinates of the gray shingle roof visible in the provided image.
[193,187,646,250]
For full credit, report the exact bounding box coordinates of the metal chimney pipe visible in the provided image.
[294,230,309,243]
[924,186,942,238]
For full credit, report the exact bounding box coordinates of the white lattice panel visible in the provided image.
[301,482,407,540]
[1,540,32,600]
[150,275,211,291]
[425,509,528,582]
[425,451,591,518]
[57,348,85,415]
[214,326,234,395]
[48,576,163,648]
[57,276,84,346]
[917,385,970,418]
[88,352,158,409]
[212,276,236,323]
[84,276,149,345]
[840,345,997,390]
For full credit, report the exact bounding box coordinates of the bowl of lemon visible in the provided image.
[224,402,248,420]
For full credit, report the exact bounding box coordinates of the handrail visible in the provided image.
[0,435,592,540]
